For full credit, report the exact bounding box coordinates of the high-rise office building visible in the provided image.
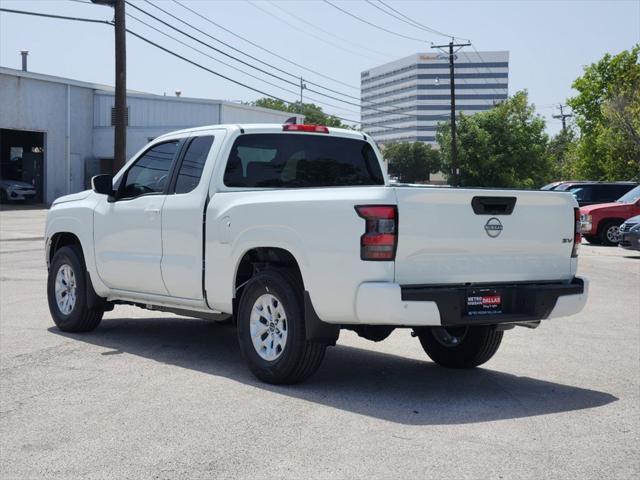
[361,51,509,145]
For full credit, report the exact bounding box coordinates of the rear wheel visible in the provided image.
[47,246,104,332]
[417,325,503,368]
[236,269,326,384]
[599,220,622,246]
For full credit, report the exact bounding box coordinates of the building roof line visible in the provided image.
[0,66,303,118]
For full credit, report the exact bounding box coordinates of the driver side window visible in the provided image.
[120,141,179,199]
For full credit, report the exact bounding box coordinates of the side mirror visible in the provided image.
[91,174,115,201]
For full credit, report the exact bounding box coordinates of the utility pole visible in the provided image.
[91,0,126,172]
[553,104,573,132]
[431,39,471,187]
[299,77,307,115]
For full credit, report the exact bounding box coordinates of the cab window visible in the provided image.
[174,136,214,194]
[119,141,179,199]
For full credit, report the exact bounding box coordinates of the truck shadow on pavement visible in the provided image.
[50,317,617,426]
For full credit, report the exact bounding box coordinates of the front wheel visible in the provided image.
[599,220,622,246]
[236,269,326,384]
[417,325,503,368]
[47,246,103,332]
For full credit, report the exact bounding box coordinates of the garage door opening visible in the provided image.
[0,129,44,204]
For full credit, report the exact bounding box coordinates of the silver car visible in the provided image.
[0,178,37,202]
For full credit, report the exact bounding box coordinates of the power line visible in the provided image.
[128,30,396,127]
[126,12,304,98]
[128,1,299,88]
[366,0,448,39]
[73,0,362,114]
[127,13,359,113]
[322,0,428,43]
[0,7,299,105]
[121,31,416,130]
[170,0,360,91]
[376,0,467,41]
[135,0,378,110]
[369,0,503,101]
[246,0,383,63]
[129,1,419,118]
[265,1,392,59]
[0,6,110,24]
[0,6,416,132]
[125,29,300,104]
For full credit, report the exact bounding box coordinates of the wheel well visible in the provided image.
[597,218,625,233]
[234,247,303,307]
[49,232,82,265]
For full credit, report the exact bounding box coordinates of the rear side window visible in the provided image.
[613,184,635,198]
[174,136,214,194]
[568,186,592,202]
[592,185,633,202]
[223,134,384,188]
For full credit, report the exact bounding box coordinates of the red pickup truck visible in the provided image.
[580,185,640,245]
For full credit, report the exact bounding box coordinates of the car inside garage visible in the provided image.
[0,128,44,204]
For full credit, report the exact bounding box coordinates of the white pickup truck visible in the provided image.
[45,123,588,384]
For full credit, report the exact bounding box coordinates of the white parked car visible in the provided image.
[0,178,36,202]
[45,124,588,384]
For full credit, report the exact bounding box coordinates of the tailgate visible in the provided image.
[393,187,577,285]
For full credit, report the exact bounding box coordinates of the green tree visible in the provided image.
[436,91,552,188]
[251,98,349,128]
[547,127,578,180]
[567,45,640,180]
[383,142,441,183]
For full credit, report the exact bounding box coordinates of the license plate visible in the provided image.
[466,289,502,316]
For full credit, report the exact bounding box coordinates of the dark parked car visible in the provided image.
[551,181,638,207]
[619,214,640,251]
[540,180,581,191]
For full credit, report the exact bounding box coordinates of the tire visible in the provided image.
[0,189,7,203]
[47,246,104,332]
[599,220,622,246]
[236,269,326,384]
[417,325,503,369]
[583,235,602,245]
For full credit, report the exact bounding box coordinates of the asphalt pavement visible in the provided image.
[0,207,638,479]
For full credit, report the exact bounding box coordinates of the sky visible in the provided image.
[1,0,639,135]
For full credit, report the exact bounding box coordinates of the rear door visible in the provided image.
[161,130,225,299]
[393,187,576,285]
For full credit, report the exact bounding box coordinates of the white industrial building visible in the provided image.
[0,66,303,204]
[361,51,509,145]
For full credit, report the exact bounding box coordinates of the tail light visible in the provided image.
[282,124,329,133]
[572,207,581,257]
[355,205,398,261]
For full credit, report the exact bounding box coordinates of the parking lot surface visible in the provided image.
[1,208,639,479]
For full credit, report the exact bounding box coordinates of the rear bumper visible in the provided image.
[355,277,588,326]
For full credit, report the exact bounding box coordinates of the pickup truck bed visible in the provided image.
[45,123,587,384]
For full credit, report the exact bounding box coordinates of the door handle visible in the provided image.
[144,208,161,214]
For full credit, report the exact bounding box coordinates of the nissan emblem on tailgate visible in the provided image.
[484,217,503,238]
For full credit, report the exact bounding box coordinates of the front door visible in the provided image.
[93,140,181,295]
